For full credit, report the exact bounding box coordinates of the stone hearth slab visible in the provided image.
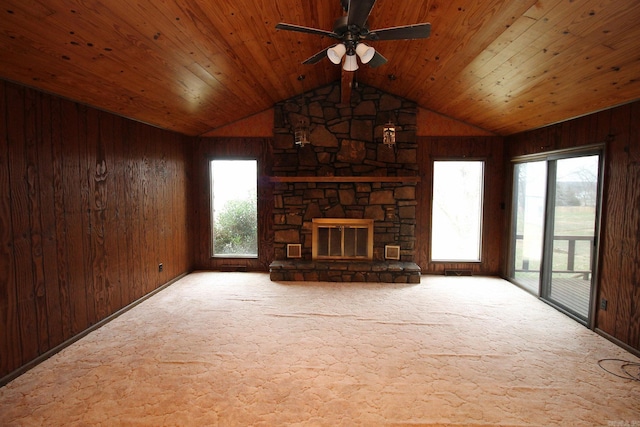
[269,260,421,283]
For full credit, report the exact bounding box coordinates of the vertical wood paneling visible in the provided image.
[37,90,64,347]
[50,96,73,342]
[6,83,40,363]
[598,108,627,336]
[62,102,89,336]
[623,162,640,349]
[78,105,96,328]
[25,88,50,355]
[611,105,633,343]
[112,116,127,311]
[139,126,153,294]
[101,112,124,315]
[85,107,99,321]
[120,121,134,304]
[415,139,432,270]
[194,141,210,266]
[259,139,275,265]
[0,80,192,382]
[125,121,144,302]
[89,107,108,321]
[158,137,169,282]
[0,82,22,374]
[629,101,640,350]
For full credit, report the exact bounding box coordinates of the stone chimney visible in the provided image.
[271,82,419,266]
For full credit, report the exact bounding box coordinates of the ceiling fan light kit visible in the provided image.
[327,42,373,70]
[355,43,375,64]
[276,0,431,71]
[327,44,346,64]
[343,54,359,71]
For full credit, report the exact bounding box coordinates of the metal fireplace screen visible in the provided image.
[312,218,374,260]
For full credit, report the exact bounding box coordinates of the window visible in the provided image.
[431,160,484,262]
[210,160,258,257]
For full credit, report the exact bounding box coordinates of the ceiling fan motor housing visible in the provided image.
[334,16,368,53]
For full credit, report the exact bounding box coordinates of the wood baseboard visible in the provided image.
[595,328,640,358]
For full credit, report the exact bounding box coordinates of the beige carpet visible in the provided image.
[1,272,638,426]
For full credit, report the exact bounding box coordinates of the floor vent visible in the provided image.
[444,270,473,276]
[219,265,247,272]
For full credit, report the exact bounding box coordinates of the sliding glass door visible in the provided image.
[510,161,547,294]
[542,155,600,321]
[509,151,602,324]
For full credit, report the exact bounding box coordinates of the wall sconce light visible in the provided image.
[294,120,310,146]
[294,74,310,147]
[383,120,396,147]
[385,207,395,220]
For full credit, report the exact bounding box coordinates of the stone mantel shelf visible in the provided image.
[269,176,421,183]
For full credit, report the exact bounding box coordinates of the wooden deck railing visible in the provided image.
[515,235,593,280]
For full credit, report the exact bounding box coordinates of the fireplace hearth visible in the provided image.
[269,259,421,283]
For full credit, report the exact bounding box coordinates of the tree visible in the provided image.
[214,194,257,255]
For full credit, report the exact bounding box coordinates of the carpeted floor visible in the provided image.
[1,272,638,426]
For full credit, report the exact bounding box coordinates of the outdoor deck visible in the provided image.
[514,234,593,319]
[515,276,591,318]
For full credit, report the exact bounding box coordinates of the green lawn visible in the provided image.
[513,205,595,275]
[553,205,596,236]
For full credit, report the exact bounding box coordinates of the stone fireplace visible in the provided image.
[268,82,421,283]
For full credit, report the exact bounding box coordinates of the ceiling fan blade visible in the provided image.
[276,23,338,39]
[366,23,431,41]
[347,0,377,28]
[368,51,387,68]
[302,46,332,65]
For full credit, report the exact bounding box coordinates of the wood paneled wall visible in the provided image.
[505,100,640,353]
[416,136,506,274]
[0,81,192,381]
[192,137,273,271]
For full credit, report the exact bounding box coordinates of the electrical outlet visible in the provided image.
[158,263,163,272]
[600,298,608,311]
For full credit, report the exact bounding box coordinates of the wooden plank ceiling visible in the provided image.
[1,0,638,136]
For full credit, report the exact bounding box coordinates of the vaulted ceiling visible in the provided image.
[1,0,639,136]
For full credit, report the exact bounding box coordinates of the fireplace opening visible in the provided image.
[312,218,374,260]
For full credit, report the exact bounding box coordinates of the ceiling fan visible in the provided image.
[275,0,431,71]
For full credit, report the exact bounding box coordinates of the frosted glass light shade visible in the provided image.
[327,44,346,64]
[343,54,359,71]
[355,43,375,64]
